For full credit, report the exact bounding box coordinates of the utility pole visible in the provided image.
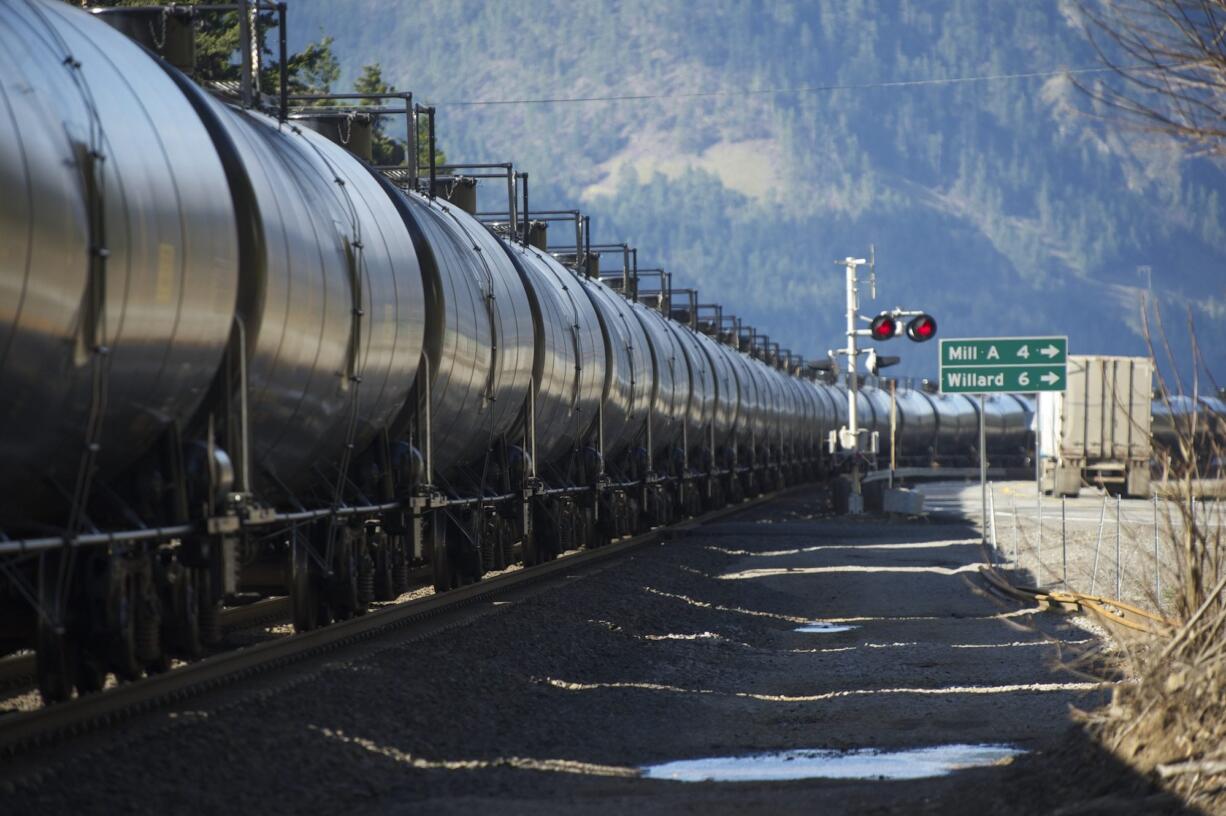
[836,256,870,512]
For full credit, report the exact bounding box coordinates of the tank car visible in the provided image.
[1152,392,1226,476]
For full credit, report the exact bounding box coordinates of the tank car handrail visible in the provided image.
[0,525,196,556]
[0,496,427,554]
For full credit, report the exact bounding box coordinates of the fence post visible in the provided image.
[1153,493,1160,604]
[1061,496,1067,587]
[988,483,998,556]
[1091,493,1106,596]
[1010,495,1019,567]
[1115,494,1122,600]
[1037,484,1043,584]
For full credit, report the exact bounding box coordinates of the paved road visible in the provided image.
[922,479,1221,529]
[6,486,1161,815]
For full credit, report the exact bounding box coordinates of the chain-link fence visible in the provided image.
[983,483,1221,616]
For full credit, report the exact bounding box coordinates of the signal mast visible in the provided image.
[828,246,936,511]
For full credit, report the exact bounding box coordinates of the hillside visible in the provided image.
[287,0,1226,383]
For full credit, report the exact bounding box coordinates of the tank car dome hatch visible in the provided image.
[289,111,374,163]
[430,176,478,215]
[91,5,196,74]
[0,1,239,514]
[527,220,548,251]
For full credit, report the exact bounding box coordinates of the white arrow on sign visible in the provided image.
[1040,371,1061,385]
[1039,344,1060,358]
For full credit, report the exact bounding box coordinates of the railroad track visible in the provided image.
[978,563,1177,636]
[0,596,293,697]
[0,488,792,757]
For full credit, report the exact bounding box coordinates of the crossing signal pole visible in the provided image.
[830,247,936,513]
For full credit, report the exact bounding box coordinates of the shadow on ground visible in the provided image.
[0,487,1203,815]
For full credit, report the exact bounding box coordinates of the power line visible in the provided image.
[426,65,1117,107]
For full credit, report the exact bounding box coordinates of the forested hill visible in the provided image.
[287,0,1225,382]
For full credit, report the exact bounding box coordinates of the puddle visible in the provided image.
[642,743,1025,782]
[795,622,858,633]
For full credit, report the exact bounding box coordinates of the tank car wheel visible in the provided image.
[373,532,397,602]
[35,560,77,703]
[460,510,484,583]
[356,545,375,614]
[685,488,701,518]
[197,568,222,646]
[624,495,642,535]
[595,497,618,547]
[500,520,515,568]
[391,534,411,596]
[172,565,204,657]
[494,515,512,571]
[578,506,596,550]
[521,529,538,568]
[135,567,167,673]
[430,516,455,593]
[523,507,545,567]
[539,502,566,558]
[291,534,320,632]
[456,522,481,586]
[727,476,743,505]
[329,528,362,620]
[76,653,107,695]
[108,567,143,681]
[481,514,503,572]
[341,528,373,615]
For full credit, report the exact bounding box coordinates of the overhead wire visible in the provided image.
[426,65,1121,107]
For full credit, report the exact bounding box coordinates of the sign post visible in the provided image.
[940,337,1067,548]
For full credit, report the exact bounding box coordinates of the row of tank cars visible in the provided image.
[1153,393,1226,474]
[0,1,1035,703]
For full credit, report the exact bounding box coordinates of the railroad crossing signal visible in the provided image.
[868,312,938,343]
[905,314,937,342]
[939,336,1067,393]
[869,313,896,341]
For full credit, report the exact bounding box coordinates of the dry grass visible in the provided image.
[1081,428,1226,810]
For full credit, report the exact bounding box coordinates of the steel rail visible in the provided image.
[0,487,797,757]
[0,597,293,699]
[977,564,1177,635]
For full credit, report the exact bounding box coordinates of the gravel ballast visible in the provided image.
[2,487,1187,814]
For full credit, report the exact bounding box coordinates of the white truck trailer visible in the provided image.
[1038,355,1153,498]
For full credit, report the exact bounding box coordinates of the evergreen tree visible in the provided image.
[353,63,445,169]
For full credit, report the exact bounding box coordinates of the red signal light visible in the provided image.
[869,313,897,341]
[906,314,937,342]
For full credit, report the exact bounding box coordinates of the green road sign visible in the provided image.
[940,365,1066,393]
[940,337,1066,366]
[939,336,1067,394]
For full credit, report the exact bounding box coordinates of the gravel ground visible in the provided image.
[0,487,1193,814]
